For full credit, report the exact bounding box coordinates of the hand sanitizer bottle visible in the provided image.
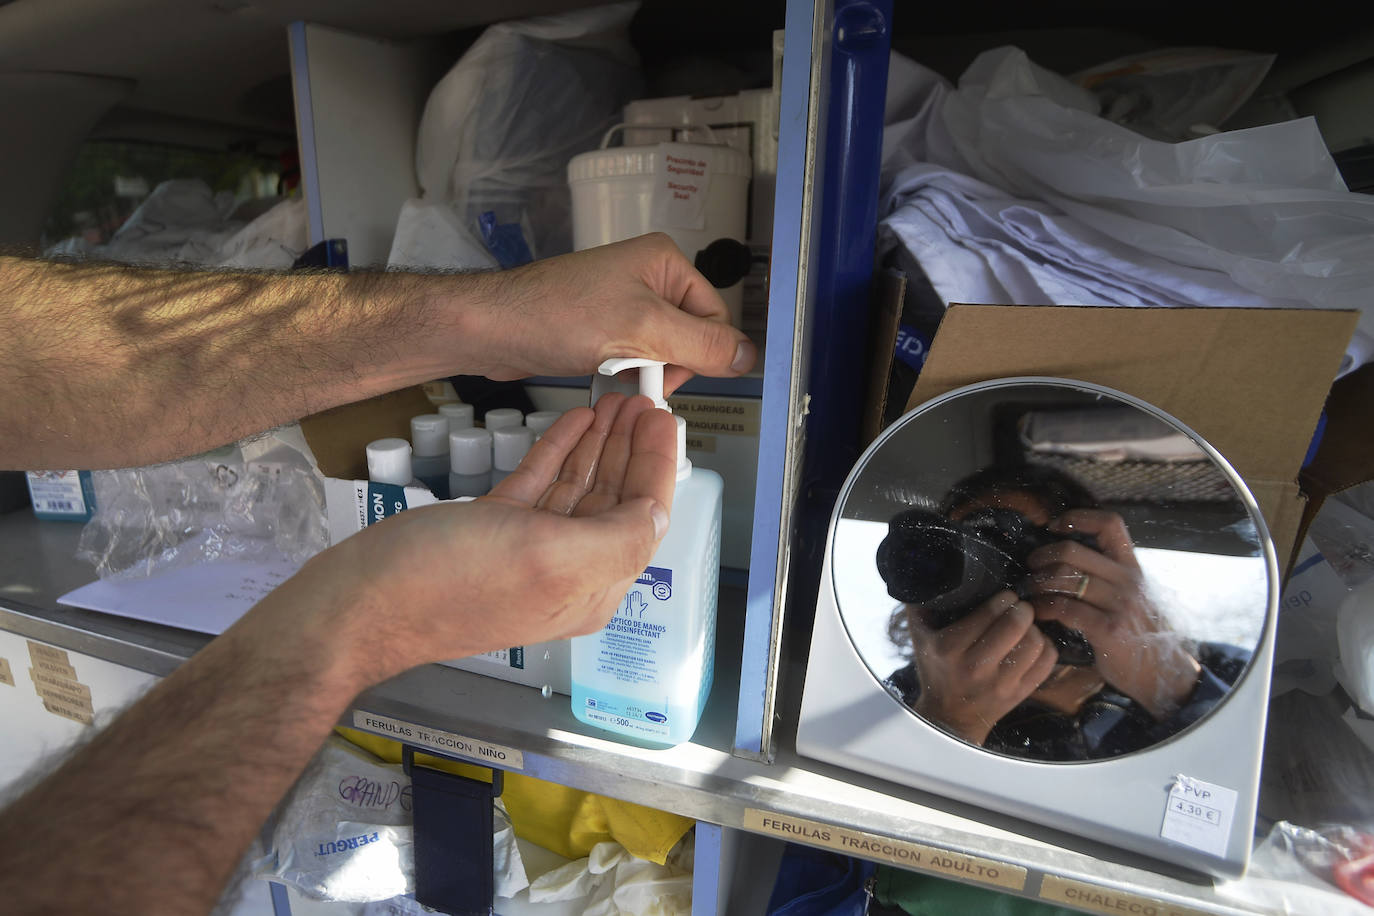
[409,414,451,498]
[570,358,722,746]
[448,427,493,498]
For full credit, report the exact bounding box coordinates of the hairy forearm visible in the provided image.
[0,257,490,469]
[0,558,367,915]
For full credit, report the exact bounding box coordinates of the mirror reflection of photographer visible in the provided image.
[880,466,1246,760]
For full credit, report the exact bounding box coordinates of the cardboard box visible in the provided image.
[900,304,1360,566]
[300,387,436,480]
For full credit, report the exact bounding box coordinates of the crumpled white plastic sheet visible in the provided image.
[257,737,418,903]
[526,838,694,916]
[76,437,326,579]
[46,179,308,269]
[1217,821,1374,916]
[100,177,242,263]
[1072,47,1276,142]
[257,738,535,906]
[387,198,499,272]
[880,47,1374,374]
[217,195,309,269]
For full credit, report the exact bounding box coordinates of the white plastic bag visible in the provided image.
[216,196,309,269]
[258,737,417,903]
[387,198,499,271]
[259,736,534,906]
[880,47,1374,372]
[101,178,242,264]
[413,1,641,259]
[1073,47,1276,141]
[45,178,306,269]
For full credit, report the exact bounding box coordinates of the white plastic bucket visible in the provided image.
[568,124,752,328]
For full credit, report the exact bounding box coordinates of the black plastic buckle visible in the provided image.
[291,238,349,270]
[402,745,505,915]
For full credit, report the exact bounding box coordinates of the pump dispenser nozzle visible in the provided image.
[592,358,691,481]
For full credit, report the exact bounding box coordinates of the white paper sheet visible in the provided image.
[56,559,301,635]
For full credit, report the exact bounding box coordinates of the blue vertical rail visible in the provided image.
[733,0,828,758]
[287,22,325,247]
[797,1,893,584]
[733,0,892,761]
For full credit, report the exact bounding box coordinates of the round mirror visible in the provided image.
[831,379,1271,763]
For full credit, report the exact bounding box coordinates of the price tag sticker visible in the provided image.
[1161,774,1237,858]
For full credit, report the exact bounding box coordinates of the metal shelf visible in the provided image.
[526,374,766,400]
[0,510,1294,915]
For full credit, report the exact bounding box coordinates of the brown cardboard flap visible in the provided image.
[1302,362,1374,498]
[300,386,435,480]
[905,305,1358,563]
[1297,362,1374,562]
[908,305,1356,485]
[861,270,906,448]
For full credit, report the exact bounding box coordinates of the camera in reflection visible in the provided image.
[875,506,1096,665]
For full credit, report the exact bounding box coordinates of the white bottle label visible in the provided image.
[579,565,676,739]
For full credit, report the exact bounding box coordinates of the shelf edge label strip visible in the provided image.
[742,808,1027,892]
[352,711,525,771]
[1039,875,1213,916]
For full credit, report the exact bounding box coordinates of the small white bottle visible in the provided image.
[438,402,475,430]
[366,438,422,487]
[409,414,451,498]
[484,407,524,431]
[448,428,493,498]
[571,358,722,746]
[525,410,563,439]
[490,426,535,487]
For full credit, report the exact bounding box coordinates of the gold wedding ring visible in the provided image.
[1073,573,1091,600]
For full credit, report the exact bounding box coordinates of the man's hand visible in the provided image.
[262,392,678,689]
[1026,509,1201,720]
[906,591,1059,746]
[456,233,757,393]
[1,235,754,471]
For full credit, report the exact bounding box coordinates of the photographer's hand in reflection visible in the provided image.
[1026,509,1201,720]
[906,590,1060,745]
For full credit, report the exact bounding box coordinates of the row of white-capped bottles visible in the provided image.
[364,405,564,499]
